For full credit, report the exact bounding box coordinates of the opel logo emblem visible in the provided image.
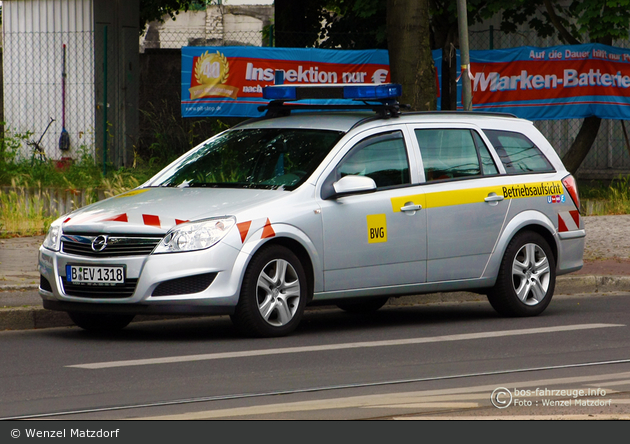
[91,235,108,252]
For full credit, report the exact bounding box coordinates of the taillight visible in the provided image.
[562,174,580,212]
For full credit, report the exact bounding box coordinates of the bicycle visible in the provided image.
[28,117,55,166]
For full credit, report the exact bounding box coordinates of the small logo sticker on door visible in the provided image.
[367,214,387,243]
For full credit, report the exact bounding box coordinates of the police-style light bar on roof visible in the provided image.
[263,83,402,101]
[258,83,407,118]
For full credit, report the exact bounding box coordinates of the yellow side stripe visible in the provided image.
[115,189,149,198]
[391,181,563,212]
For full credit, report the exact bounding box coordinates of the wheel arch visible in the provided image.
[232,220,321,304]
[514,224,557,265]
[485,210,558,280]
[255,237,316,303]
[486,225,557,317]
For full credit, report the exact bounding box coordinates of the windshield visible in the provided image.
[150,128,343,190]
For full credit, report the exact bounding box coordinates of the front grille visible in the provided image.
[61,277,139,298]
[152,273,217,297]
[61,234,162,258]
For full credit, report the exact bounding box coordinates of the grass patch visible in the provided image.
[0,116,232,237]
[1,141,160,237]
[0,181,56,236]
[579,175,630,215]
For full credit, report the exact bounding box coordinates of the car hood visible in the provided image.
[61,187,285,234]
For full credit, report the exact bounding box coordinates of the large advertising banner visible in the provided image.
[434,43,630,120]
[181,47,390,118]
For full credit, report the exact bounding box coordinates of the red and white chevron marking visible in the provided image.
[65,212,188,229]
[236,218,275,244]
[558,210,580,232]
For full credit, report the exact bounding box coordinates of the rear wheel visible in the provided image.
[487,231,555,317]
[337,297,389,314]
[68,312,135,332]
[231,245,307,337]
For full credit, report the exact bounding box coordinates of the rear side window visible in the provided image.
[483,130,555,174]
[415,129,481,181]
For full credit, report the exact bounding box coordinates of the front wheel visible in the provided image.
[231,245,307,337]
[68,312,135,332]
[487,231,556,317]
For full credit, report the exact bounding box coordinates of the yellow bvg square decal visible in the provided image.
[367,214,387,243]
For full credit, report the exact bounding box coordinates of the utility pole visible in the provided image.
[457,0,472,111]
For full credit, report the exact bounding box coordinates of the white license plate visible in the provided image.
[66,265,125,284]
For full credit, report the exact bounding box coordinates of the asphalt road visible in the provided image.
[2,292,630,420]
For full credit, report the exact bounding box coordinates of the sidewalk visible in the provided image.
[0,235,44,291]
[2,215,630,330]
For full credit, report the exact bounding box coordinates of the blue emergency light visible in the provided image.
[262,83,402,102]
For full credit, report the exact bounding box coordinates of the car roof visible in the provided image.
[234,110,531,133]
[234,112,374,132]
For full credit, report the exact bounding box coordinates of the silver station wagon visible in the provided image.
[39,84,585,337]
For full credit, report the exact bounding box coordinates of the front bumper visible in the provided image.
[38,240,245,314]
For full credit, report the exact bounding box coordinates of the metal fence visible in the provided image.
[141,28,269,50]
[1,28,267,168]
[2,31,96,164]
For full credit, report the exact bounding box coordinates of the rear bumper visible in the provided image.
[557,229,586,276]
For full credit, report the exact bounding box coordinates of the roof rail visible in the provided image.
[402,110,519,118]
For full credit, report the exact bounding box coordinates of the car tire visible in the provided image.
[487,231,556,317]
[68,312,135,332]
[337,297,389,314]
[231,245,307,337]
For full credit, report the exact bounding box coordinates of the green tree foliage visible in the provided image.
[274,0,436,110]
[317,0,387,49]
[496,0,630,45]
[274,0,387,49]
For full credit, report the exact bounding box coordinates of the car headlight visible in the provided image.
[42,223,62,252]
[153,216,236,254]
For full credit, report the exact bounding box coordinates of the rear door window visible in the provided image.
[415,129,486,181]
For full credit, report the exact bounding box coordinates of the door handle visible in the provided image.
[484,194,505,203]
[401,204,422,212]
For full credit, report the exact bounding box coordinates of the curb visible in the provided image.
[0,306,75,330]
[2,275,630,331]
[555,275,630,294]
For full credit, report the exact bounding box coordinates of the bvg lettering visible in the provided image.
[370,227,386,239]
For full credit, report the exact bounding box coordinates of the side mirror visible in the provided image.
[332,175,377,196]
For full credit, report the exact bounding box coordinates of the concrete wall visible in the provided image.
[140,4,274,50]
